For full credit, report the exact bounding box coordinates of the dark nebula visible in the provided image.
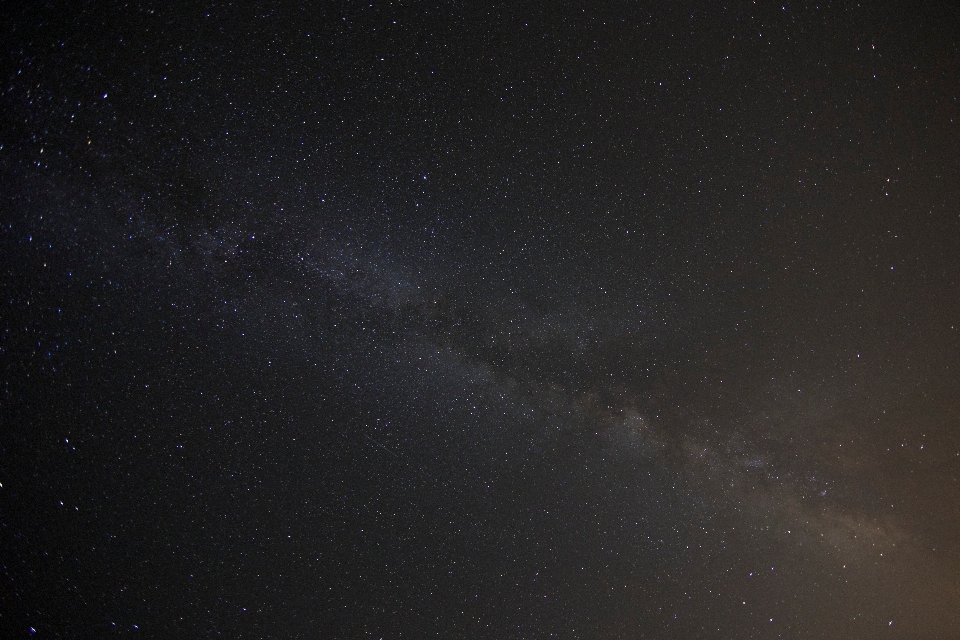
[3,2,959,638]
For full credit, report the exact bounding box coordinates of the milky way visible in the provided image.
[3,2,960,638]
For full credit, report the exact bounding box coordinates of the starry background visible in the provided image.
[2,1,960,638]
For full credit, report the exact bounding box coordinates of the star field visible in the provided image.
[2,1,960,638]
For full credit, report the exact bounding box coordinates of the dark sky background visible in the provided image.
[3,1,960,638]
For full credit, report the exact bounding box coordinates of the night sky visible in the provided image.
[3,1,960,638]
